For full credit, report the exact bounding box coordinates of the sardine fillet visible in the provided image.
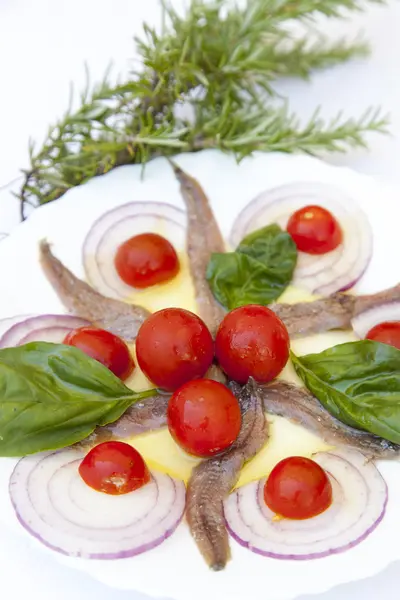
[186,380,268,570]
[39,241,150,341]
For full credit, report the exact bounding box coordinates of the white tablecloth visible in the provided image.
[1,1,400,598]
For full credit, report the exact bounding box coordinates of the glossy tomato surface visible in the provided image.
[167,379,241,457]
[264,456,332,520]
[114,232,179,288]
[215,305,289,384]
[286,205,343,255]
[79,441,150,495]
[63,326,134,380]
[136,308,214,391]
[366,321,400,350]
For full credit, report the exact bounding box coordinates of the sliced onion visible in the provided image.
[9,448,186,559]
[83,202,187,300]
[230,182,373,295]
[0,315,33,339]
[0,315,90,348]
[224,450,387,560]
[351,303,400,339]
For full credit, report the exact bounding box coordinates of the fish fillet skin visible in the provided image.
[39,240,150,341]
[78,377,400,461]
[169,160,226,336]
[75,392,171,449]
[259,380,400,460]
[186,379,268,570]
[271,283,400,338]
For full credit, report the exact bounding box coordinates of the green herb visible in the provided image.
[17,0,388,219]
[206,224,297,309]
[0,342,156,457]
[291,340,400,444]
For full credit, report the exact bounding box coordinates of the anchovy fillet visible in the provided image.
[39,240,150,341]
[259,379,400,460]
[186,379,268,570]
[271,284,400,338]
[169,160,226,335]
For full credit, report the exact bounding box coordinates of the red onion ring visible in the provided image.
[224,450,387,560]
[9,449,186,559]
[0,315,33,339]
[82,202,187,300]
[0,315,90,348]
[229,182,373,295]
[351,303,400,339]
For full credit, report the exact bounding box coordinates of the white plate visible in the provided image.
[0,149,399,600]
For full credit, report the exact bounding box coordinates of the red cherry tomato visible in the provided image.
[114,233,179,289]
[167,379,241,457]
[136,308,214,391]
[79,441,150,495]
[63,326,134,381]
[264,456,332,520]
[366,321,400,350]
[215,305,290,384]
[286,205,343,255]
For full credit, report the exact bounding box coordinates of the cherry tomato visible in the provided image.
[114,232,179,289]
[286,205,343,255]
[63,326,134,380]
[136,308,214,391]
[79,441,150,495]
[215,305,290,384]
[264,456,332,520]
[167,379,241,457]
[366,321,400,350]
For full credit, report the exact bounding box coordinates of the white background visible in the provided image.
[1,0,400,598]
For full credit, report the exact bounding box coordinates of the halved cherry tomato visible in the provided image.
[167,379,241,457]
[79,441,150,495]
[114,232,179,288]
[264,456,332,520]
[366,321,400,350]
[215,305,290,384]
[286,205,343,255]
[63,326,134,380]
[136,308,214,391]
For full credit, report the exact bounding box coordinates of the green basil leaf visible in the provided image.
[291,340,400,443]
[0,342,156,457]
[206,252,286,309]
[237,224,297,284]
[206,224,297,310]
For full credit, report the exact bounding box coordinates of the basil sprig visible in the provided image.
[292,340,400,444]
[206,224,297,310]
[0,342,156,456]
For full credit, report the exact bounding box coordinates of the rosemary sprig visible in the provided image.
[17,0,389,218]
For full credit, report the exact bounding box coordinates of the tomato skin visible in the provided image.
[63,326,134,381]
[79,441,150,495]
[167,379,241,457]
[264,456,332,520]
[366,321,400,350]
[136,308,214,391]
[114,232,179,289]
[286,205,343,255]
[215,305,290,384]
